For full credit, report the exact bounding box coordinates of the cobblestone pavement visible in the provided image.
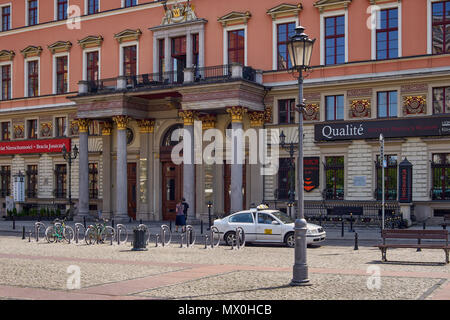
[0,235,448,300]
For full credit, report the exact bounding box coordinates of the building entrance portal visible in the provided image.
[162,161,183,221]
[127,163,137,220]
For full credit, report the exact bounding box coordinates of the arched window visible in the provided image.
[162,124,183,147]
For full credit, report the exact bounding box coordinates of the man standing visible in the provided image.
[182,197,189,222]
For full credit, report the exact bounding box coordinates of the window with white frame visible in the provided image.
[26,59,39,97]
[320,10,348,65]
[56,0,68,20]
[371,2,402,60]
[27,0,38,26]
[86,0,99,15]
[223,25,247,66]
[123,0,137,8]
[54,54,68,94]
[1,63,12,100]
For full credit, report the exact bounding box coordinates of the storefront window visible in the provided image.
[278,158,294,200]
[89,163,98,199]
[431,153,450,200]
[375,155,398,200]
[1,122,10,141]
[54,164,66,198]
[26,165,38,198]
[324,156,344,200]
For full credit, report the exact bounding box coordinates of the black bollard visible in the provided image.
[83,216,86,229]
[12,216,15,230]
[22,226,25,240]
[140,219,142,225]
[354,232,359,250]
[341,220,344,237]
[349,214,354,232]
[423,221,426,230]
[169,220,172,232]
[201,220,203,235]
[417,237,422,252]
[28,232,31,242]
[111,219,114,228]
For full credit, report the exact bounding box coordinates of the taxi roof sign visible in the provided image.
[257,204,269,210]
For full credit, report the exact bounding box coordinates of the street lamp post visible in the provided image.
[287,26,315,286]
[62,144,78,218]
[279,130,297,217]
[207,201,213,230]
[379,134,385,230]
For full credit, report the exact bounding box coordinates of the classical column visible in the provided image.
[112,115,130,222]
[248,111,265,206]
[179,110,197,223]
[137,119,155,221]
[76,119,91,221]
[226,106,247,213]
[101,121,113,219]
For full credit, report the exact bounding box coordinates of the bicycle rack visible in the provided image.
[232,227,245,250]
[209,226,220,249]
[154,233,160,247]
[185,225,195,248]
[160,225,171,247]
[116,224,128,245]
[34,222,46,242]
[74,223,85,244]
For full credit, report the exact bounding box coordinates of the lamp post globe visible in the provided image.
[288,26,315,286]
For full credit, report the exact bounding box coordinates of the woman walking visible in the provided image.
[175,200,186,233]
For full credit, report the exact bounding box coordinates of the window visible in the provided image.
[158,39,165,75]
[377,91,397,118]
[376,155,398,200]
[229,212,254,223]
[325,15,345,65]
[278,99,295,124]
[431,153,450,200]
[228,29,245,65]
[27,60,39,97]
[1,122,10,141]
[86,51,99,82]
[1,65,11,100]
[278,158,295,200]
[376,8,398,60]
[432,1,450,54]
[325,95,344,120]
[324,156,344,200]
[54,164,67,198]
[257,213,277,225]
[123,45,137,77]
[192,33,199,67]
[0,166,10,197]
[55,117,66,137]
[172,36,186,83]
[89,163,98,199]
[2,5,10,31]
[277,22,296,70]
[87,0,99,14]
[56,56,68,94]
[57,0,67,20]
[27,119,38,139]
[28,0,38,26]
[124,0,136,8]
[433,87,450,114]
[26,165,38,198]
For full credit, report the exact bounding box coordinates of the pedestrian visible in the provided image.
[175,200,186,233]
[182,197,189,222]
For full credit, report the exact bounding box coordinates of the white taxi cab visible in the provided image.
[213,205,326,247]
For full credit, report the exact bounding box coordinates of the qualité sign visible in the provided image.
[314,116,450,141]
[0,138,71,155]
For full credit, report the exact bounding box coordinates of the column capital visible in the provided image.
[101,121,113,136]
[226,106,247,123]
[112,115,130,130]
[76,119,91,133]
[137,119,156,133]
[199,114,216,130]
[248,111,265,127]
[178,110,198,126]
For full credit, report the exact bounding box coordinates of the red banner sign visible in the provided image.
[0,138,71,155]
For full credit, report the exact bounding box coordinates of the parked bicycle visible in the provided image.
[85,219,115,245]
[45,217,74,243]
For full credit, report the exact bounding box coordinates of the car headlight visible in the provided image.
[307,229,312,235]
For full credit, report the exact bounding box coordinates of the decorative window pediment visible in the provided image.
[0,50,15,62]
[368,0,399,4]
[313,0,352,12]
[78,35,104,49]
[114,29,142,43]
[20,46,43,58]
[48,41,72,54]
[267,3,303,20]
[218,11,251,27]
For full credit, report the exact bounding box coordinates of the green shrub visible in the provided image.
[12,208,17,216]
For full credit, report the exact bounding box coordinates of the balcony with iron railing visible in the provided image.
[78,63,262,95]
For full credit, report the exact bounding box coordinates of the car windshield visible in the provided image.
[271,211,294,224]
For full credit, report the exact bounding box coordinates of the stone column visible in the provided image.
[248,111,265,206]
[179,110,197,223]
[76,119,91,221]
[227,107,247,213]
[112,116,130,222]
[101,121,113,219]
[137,119,155,221]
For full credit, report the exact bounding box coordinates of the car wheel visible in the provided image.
[224,231,236,246]
[285,232,295,248]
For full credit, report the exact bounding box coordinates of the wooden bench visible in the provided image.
[376,229,449,264]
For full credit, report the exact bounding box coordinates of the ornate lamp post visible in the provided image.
[62,144,78,217]
[287,26,315,286]
[279,130,297,208]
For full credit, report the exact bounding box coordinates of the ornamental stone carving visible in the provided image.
[178,110,198,126]
[349,99,371,118]
[199,114,216,130]
[112,116,130,130]
[226,106,247,123]
[40,123,53,137]
[137,119,156,133]
[303,104,320,121]
[14,125,24,139]
[101,121,113,136]
[161,0,197,25]
[70,120,79,136]
[248,111,265,127]
[403,96,426,116]
[264,106,273,124]
[76,119,91,133]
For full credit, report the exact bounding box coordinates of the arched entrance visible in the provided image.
[160,124,183,221]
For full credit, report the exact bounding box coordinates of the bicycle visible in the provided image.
[45,217,74,243]
[85,219,115,245]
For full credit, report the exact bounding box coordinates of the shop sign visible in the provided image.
[0,138,71,155]
[315,117,450,141]
[304,157,319,192]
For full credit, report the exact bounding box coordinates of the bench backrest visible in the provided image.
[382,229,448,240]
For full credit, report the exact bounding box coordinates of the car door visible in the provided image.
[228,212,256,241]
[256,212,283,242]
